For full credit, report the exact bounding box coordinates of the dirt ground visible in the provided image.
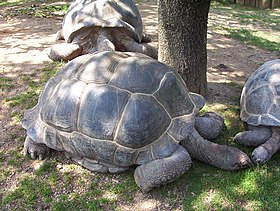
[0,1,279,209]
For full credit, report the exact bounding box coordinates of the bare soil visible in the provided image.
[0,1,279,210]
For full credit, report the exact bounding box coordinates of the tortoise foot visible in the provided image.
[234,126,271,147]
[46,43,82,61]
[195,112,224,140]
[23,137,50,160]
[134,146,191,193]
[252,146,270,164]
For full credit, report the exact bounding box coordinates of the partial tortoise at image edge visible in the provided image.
[234,59,280,164]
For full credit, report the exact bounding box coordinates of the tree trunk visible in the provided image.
[158,0,210,97]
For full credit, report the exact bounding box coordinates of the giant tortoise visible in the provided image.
[47,0,157,61]
[23,51,251,192]
[234,59,280,164]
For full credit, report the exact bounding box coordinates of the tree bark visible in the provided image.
[158,0,210,97]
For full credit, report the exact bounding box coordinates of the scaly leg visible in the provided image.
[234,125,272,147]
[24,137,50,160]
[46,43,82,61]
[195,112,224,140]
[134,146,191,193]
[252,127,280,164]
[181,129,252,171]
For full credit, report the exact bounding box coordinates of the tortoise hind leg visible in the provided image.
[55,29,64,41]
[96,30,116,52]
[134,146,191,193]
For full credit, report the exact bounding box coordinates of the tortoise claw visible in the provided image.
[24,137,49,160]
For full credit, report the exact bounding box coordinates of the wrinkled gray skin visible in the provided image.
[234,59,280,164]
[23,52,251,192]
[46,0,157,61]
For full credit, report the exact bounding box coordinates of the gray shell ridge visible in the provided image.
[62,0,143,43]
[23,51,196,167]
[240,59,280,126]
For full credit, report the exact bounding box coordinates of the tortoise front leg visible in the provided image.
[97,30,116,52]
[134,146,191,193]
[24,137,50,160]
[234,125,272,147]
[195,112,225,140]
[181,129,252,171]
[46,43,82,61]
[252,127,280,164]
[121,39,158,59]
[55,29,64,41]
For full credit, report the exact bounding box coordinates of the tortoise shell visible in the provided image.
[62,0,143,43]
[22,51,196,167]
[240,59,280,126]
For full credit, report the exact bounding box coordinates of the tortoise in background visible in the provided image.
[47,0,157,61]
[234,59,280,164]
[23,51,251,192]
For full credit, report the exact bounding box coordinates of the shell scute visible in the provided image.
[78,84,130,139]
[115,94,171,148]
[154,72,194,118]
[41,79,86,132]
[109,57,170,94]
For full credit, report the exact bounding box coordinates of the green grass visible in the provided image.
[222,27,280,51]
[1,0,70,18]
[11,4,69,18]
[0,0,34,7]
[2,176,52,207]
[0,77,14,92]
[2,61,63,109]
[182,163,280,210]
[210,2,280,53]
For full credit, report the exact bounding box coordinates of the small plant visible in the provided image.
[0,77,14,92]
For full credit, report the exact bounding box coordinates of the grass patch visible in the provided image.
[182,163,280,210]
[0,0,34,7]
[2,61,63,109]
[11,4,69,18]
[2,177,52,207]
[210,2,280,53]
[223,27,280,51]
[0,77,15,92]
[1,0,70,18]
